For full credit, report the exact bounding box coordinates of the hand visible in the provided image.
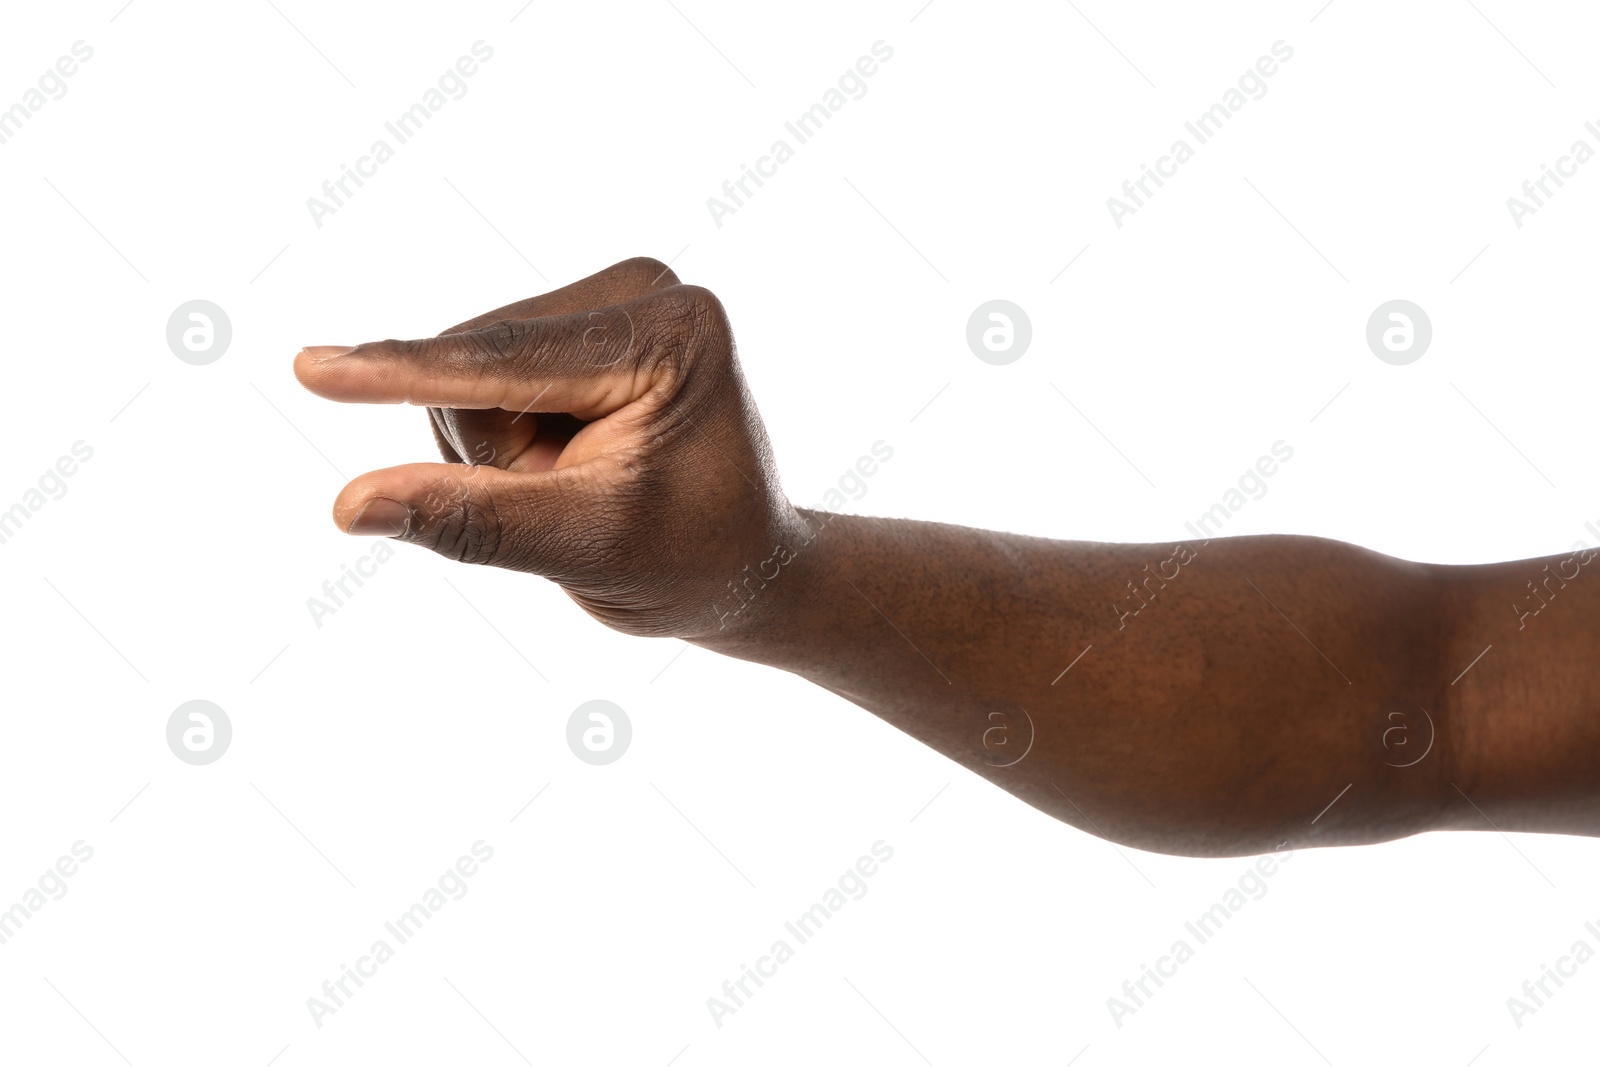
[292,257,806,640]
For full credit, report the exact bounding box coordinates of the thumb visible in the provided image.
[334,461,598,575]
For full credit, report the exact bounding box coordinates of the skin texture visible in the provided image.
[293,257,1600,858]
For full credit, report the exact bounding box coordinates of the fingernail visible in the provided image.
[301,345,355,362]
[348,498,411,536]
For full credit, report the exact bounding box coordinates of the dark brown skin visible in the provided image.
[293,257,1600,858]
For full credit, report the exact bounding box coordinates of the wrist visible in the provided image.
[689,504,839,655]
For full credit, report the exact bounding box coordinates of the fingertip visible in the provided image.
[292,348,323,389]
[295,345,355,380]
[295,347,397,403]
[331,464,477,536]
[331,479,386,534]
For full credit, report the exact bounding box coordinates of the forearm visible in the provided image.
[696,511,1463,857]
[303,260,1600,855]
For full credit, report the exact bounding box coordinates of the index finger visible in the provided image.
[294,285,716,421]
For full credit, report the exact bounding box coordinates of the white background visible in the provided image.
[1,1,1597,1064]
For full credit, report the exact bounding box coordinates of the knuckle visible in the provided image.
[461,320,522,364]
[662,283,725,324]
[645,284,728,366]
[438,500,505,566]
[350,337,407,360]
[413,475,507,567]
[617,255,679,289]
[401,321,530,379]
